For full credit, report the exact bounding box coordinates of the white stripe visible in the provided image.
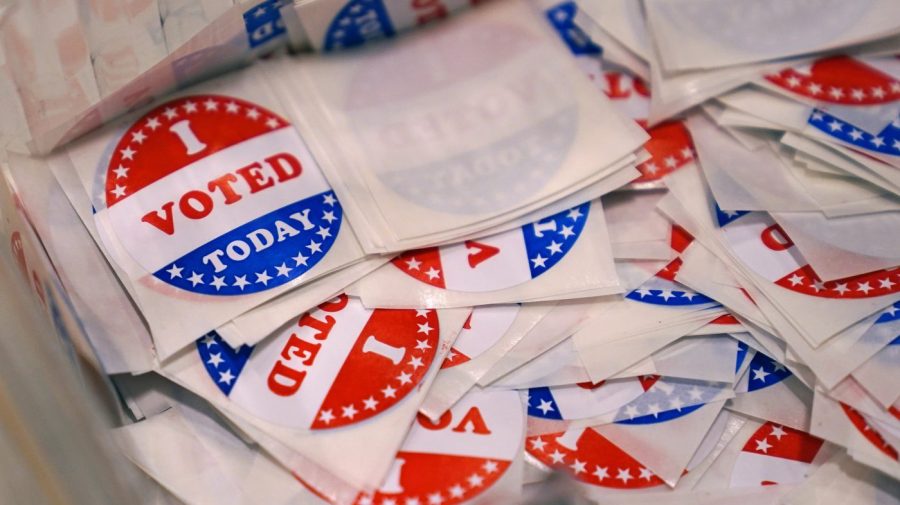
[229,298,371,429]
[441,228,531,292]
[730,451,812,487]
[105,128,329,272]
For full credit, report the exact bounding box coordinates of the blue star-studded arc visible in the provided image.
[613,378,727,425]
[154,191,342,296]
[522,202,590,279]
[243,0,289,49]
[625,284,715,306]
[323,0,395,51]
[526,387,564,420]
[745,351,793,392]
[714,202,750,228]
[545,2,602,56]
[808,109,900,157]
[196,332,254,396]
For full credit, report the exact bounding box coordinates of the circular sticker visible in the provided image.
[392,203,589,292]
[345,19,578,216]
[323,0,395,51]
[840,403,899,461]
[526,379,647,421]
[195,294,439,430]
[600,69,696,182]
[526,428,665,489]
[442,305,520,369]
[624,259,716,307]
[102,94,342,296]
[356,390,523,505]
[766,56,900,105]
[807,109,900,157]
[718,209,900,299]
[730,421,828,487]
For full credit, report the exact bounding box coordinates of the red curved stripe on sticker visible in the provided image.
[638,375,660,391]
[741,421,825,463]
[292,473,331,503]
[840,403,899,461]
[765,56,900,105]
[354,453,511,505]
[392,248,446,288]
[105,95,290,207]
[526,430,665,489]
[774,265,899,299]
[441,348,471,369]
[890,406,900,421]
[576,380,607,390]
[671,225,694,253]
[711,314,740,325]
[634,120,695,182]
[312,309,439,429]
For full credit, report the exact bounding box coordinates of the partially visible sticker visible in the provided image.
[600,70,695,183]
[743,352,793,393]
[840,402,899,460]
[730,421,827,487]
[244,0,289,49]
[195,295,439,430]
[323,0,396,51]
[392,203,589,292]
[527,379,647,421]
[611,376,727,425]
[807,109,900,157]
[718,207,899,299]
[356,389,523,505]
[527,428,665,489]
[766,56,900,106]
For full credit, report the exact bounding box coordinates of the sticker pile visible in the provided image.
[1,0,899,503]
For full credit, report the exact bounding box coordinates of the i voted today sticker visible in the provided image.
[717,207,900,300]
[526,379,647,421]
[101,94,342,296]
[527,427,665,490]
[195,294,439,430]
[391,203,589,292]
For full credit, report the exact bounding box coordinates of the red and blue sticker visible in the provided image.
[715,202,900,300]
[101,95,342,296]
[194,295,438,430]
[528,375,728,425]
[392,203,589,292]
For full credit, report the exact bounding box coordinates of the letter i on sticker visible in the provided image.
[102,95,343,296]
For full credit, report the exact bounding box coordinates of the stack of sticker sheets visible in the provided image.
[1,0,899,503]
